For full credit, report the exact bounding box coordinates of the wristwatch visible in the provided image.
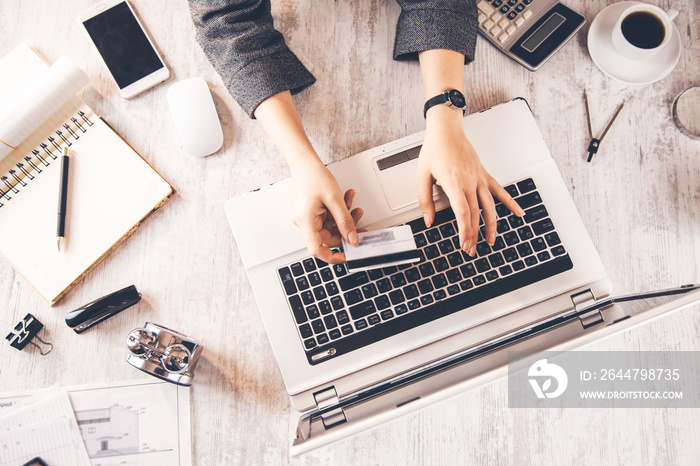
[423,89,467,118]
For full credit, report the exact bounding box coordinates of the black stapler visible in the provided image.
[65,285,141,334]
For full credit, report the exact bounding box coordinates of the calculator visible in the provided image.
[477,0,585,71]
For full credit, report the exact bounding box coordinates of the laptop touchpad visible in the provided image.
[373,145,442,211]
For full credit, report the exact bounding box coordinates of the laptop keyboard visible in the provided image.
[277,178,573,364]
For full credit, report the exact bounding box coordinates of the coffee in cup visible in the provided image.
[611,4,678,60]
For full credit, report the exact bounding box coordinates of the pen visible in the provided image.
[57,146,69,251]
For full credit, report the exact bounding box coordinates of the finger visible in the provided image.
[344,189,356,211]
[317,246,346,264]
[322,207,363,248]
[442,183,472,253]
[326,196,358,246]
[323,194,358,243]
[479,187,497,246]
[416,171,436,228]
[310,228,346,263]
[490,180,525,216]
[465,189,480,256]
[322,210,340,237]
[298,219,340,263]
[326,249,347,264]
[320,228,343,248]
[350,207,364,226]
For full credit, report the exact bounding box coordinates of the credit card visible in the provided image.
[342,225,421,273]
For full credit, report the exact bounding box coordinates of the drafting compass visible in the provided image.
[584,90,625,162]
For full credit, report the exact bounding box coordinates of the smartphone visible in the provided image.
[78,0,170,98]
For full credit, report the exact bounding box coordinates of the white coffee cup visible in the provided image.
[611,4,678,61]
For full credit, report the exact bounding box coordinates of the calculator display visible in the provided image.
[521,12,566,52]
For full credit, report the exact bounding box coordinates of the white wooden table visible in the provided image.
[1,1,699,464]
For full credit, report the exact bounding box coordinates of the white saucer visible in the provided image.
[587,1,681,85]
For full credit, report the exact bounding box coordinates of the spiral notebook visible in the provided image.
[0,45,174,305]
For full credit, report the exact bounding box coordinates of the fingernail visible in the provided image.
[487,232,496,246]
[423,214,432,228]
[469,244,477,257]
[349,231,359,245]
[462,239,471,253]
[517,207,525,216]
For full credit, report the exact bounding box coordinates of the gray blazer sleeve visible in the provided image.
[187,0,316,118]
[393,0,478,63]
[187,0,476,118]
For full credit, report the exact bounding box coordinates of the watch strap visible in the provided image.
[423,90,467,118]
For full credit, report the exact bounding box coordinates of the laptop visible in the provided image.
[224,98,699,455]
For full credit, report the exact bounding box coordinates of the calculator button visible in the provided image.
[498,18,509,29]
[498,32,509,42]
[483,19,495,30]
[477,0,494,15]
[491,13,502,22]
[515,17,525,27]
[522,9,532,18]
[479,13,487,23]
[507,0,517,5]
[499,5,509,14]
[490,26,502,36]
[506,25,516,34]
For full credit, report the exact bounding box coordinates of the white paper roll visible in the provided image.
[0,56,89,160]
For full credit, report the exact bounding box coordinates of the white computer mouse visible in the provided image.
[167,77,224,157]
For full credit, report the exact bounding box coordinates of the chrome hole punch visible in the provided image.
[6,313,53,355]
[126,322,202,386]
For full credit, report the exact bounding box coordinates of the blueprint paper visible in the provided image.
[0,379,192,466]
[0,389,90,466]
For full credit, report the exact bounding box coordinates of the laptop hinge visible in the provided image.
[313,386,347,429]
[571,289,604,329]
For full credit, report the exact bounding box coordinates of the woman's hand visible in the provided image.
[291,158,362,264]
[417,49,524,256]
[417,106,524,256]
[254,91,362,263]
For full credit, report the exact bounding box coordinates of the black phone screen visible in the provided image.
[82,2,164,89]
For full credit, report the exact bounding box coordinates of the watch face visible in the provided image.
[448,90,466,108]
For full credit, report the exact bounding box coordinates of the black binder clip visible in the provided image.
[22,458,49,466]
[6,313,53,355]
